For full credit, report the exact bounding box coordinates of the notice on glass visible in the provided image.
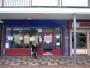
[44,35,52,42]
[30,36,35,41]
[8,36,13,40]
[24,35,30,44]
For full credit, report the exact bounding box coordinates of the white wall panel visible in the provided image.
[62,0,88,7]
[32,0,58,6]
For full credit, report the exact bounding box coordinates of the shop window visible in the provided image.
[14,30,23,48]
[54,29,62,48]
[6,28,31,48]
[23,33,30,48]
[4,0,30,6]
[6,30,14,48]
[54,34,61,48]
[38,33,42,48]
[72,32,87,48]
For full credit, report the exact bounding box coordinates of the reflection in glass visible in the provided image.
[72,32,87,48]
[54,29,62,48]
[56,35,60,38]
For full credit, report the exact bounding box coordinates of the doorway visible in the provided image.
[42,32,54,55]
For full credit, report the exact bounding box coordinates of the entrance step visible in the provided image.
[43,52,52,55]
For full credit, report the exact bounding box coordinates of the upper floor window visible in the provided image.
[62,0,88,7]
[1,0,89,7]
[0,0,2,6]
[4,0,30,6]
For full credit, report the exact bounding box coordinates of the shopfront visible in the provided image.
[1,20,67,56]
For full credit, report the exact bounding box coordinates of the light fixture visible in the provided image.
[0,20,4,23]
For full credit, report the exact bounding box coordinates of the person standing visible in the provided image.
[32,42,37,59]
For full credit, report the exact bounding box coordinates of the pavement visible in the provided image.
[0,55,90,66]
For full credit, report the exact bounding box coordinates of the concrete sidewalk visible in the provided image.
[0,55,90,65]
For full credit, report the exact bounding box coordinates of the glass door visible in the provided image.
[42,32,54,55]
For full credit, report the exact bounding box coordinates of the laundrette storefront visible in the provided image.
[1,20,70,56]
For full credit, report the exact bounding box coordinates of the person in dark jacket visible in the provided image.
[32,42,37,59]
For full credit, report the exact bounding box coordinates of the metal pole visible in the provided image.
[0,21,4,57]
[61,0,62,7]
[31,0,32,7]
[73,14,77,64]
[2,0,4,7]
[0,22,2,56]
[64,27,66,56]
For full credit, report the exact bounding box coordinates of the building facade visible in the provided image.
[0,0,90,57]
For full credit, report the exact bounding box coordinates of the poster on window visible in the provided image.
[30,36,35,41]
[24,35,30,44]
[8,36,13,40]
[14,35,21,44]
[5,43,9,48]
[44,35,52,43]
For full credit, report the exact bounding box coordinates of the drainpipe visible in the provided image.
[73,14,77,64]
